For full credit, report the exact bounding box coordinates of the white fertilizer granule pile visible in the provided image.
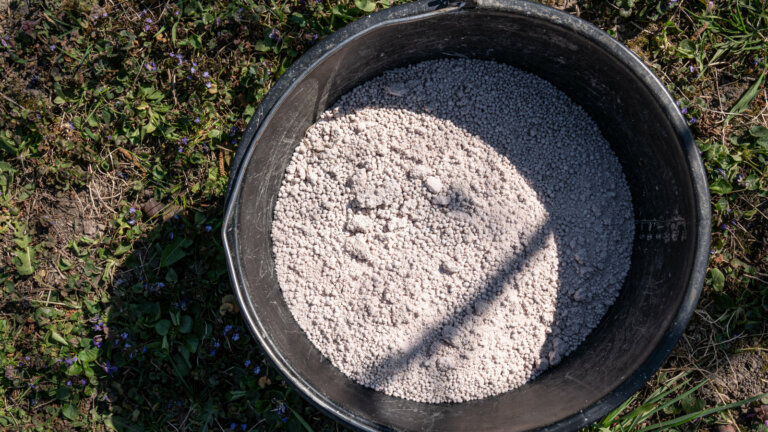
[272,59,634,403]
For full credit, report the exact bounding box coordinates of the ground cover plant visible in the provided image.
[0,0,766,430]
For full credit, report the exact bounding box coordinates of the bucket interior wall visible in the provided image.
[231,6,699,432]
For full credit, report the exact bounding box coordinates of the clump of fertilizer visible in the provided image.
[272,59,634,403]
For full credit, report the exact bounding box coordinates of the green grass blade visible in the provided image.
[638,392,768,431]
[726,72,766,123]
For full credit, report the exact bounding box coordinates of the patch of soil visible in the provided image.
[708,351,768,401]
[718,81,750,110]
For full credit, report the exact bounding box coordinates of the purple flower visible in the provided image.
[277,404,287,415]
[66,380,72,386]
[205,225,212,232]
[244,360,251,367]
[720,224,728,230]
[181,137,188,144]
[80,378,87,385]
[175,10,179,15]
[216,17,221,26]
[146,62,157,72]
[146,18,152,23]
[203,71,209,78]
[102,362,118,375]
[254,366,261,374]
[230,424,236,430]
[689,65,695,73]
[49,44,56,51]
[205,82,212,88]
[282,417,288,423]
[129,207,136,214]
[67,122,76,130]
[1,39,7,48]
[232,333,240,341]
[144,25,150,31]
[178,146,183,153]
[688,117,696,125]
[128,219,135,225]
[210,350,216,356]
[194,116,200,123]
[190,66,196,73]
[169,232,174,240]
[269,28,281,41]
[680,107,687,114]
[224,325,232,334]
[93,335,103,348]
[121,332,128,339]
[241,425,247,431]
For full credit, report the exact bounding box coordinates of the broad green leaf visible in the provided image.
[179,315,193,333]
[13,246,34,275]
[78,348,98,363]
[61,404,79,421]
[709,268,724,291]
[51,330,69,346]
[709,178,732,195]
[155,319,171,336]
[355,0,377,12]
[159,238,192,267]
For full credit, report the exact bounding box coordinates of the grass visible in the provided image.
[0,0,766,430]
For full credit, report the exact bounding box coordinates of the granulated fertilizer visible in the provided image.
[272,59,634,403]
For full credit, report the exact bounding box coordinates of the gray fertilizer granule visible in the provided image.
[272,58,634,403]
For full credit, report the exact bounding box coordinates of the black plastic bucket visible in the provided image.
[222,1,711,430]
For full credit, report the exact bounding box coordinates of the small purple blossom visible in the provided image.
[216,17,221,26]
[720,224,728,230]
[203,71,209,78]
[169,232,174,240]
[146,61,157,72]
[102,362,118,376]
[1,39,7,48]
[205,82,212,88]
[93,335,103,348]
[178,146,183,153]
[194,116,200,123]
[244,360,252,367]
[254,366,261,374]
[146,18,152,23]
[276,404,287,415]
[232,333,240,341]
[205,225,213,232]
[241,425,247,431]
[50,44,56,51]
[128,219,136,225]
[224,325,233,334]
[144,25,150,31]
[64,356,78,366]
[66,380,72,386]
[121,332,128,339]
[688,117,697,125]
[269,28,281,41]
[129,207,136,214]
[230,424,236,430]
[680,107,687,114]
[80,378,87,385]
[190,66,196,73]
[181,137,189,144]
